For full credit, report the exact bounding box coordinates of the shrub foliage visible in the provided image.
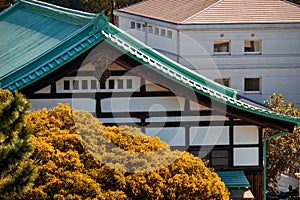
[24,104,229,199]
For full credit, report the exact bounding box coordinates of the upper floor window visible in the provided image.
[214,78,230,87]
[136,23,141,30]
[244,77,261,93]
[130,21,135,29]
[148,26,153,33]
[167,30,172,39]
[214,40,230,54]
[160,29,166,37]
[154,27,159,35]
[244,40,261,54]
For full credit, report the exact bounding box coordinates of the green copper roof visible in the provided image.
[217,170,251,188]
[0,0,299,129]
[0,0,104,90]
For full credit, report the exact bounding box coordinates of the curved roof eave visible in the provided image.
[102,22,300,129]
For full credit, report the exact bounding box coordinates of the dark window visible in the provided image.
[167,30,172,39]
[130,21,135,29]
[73,80,79,90]
[154,27,159,35]
[91,80,97,89]
[109,80,114,89]
[244,40,261,53]
[244,78,260,92]
[137,23,141,30]
[189,148,229,169]
[100,82,106,89]
[160,29,166,37]
[127,79,132,89]
[64,80,70,90]
[118,79,124,89]
[214,40,230,53]
[214,78,230,87]
[82,80,88,89]
[211,150,229,167]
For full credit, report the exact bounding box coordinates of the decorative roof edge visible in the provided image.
[102,23,300,126]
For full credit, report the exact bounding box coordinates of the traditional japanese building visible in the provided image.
[114,0,300,108]
[0,1,299,199]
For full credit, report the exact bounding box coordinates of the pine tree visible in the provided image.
[0,89,36,200]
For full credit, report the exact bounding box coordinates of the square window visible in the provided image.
[167,30,172,39]
[127,79,132,89]
[211,150,229,167]
[148,26,153,33]
[82,80,88,89]
[244,78,261,92]
[109,80,115,89]
[160,29,166,37]
[73,80,79,90]
[91,80,97,89]
[214,40,230,54]
[130,21,135,29]
[214,78,230,87]
[64,80,70,90]
[118,79,124,89]
[100,82,106,89]
[244,40,261,54]
[142,24,146,31]
[136,23,141,30]
[154,27,159,35]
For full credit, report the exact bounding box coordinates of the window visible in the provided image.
[142,24,146,31]
[127,79,132,89]
[154,27,159,35]
[82,80,88,90]
[91,80,97,89]
[189,148,229,169]
[244,77,261,92]
[167,30,172,39]
[118,79,124,89]
[136,23,141,30]
[130,21,135,29]
[109,80,115,89]
[64,80,70,90]
[211,150,229,167]
[148,26,153,34]
[100,82,106,89]
[160,29,166,37]
[73,80,79,90]
[214,40,230,54]
[244,40,261,54]
[214,78,230,87]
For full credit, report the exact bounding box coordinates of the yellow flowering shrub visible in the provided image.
[24,104,229,199]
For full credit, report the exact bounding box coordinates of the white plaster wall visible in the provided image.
[234,126,259,145]
[234,147,259,166]
[145,127,185,146]
[101,97,185,112]
[30,98,96,112]
[190,126,230,145]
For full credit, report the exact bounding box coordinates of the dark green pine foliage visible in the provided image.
[0,90,36,200]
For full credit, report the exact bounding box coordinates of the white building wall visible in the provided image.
[117,16,300,107]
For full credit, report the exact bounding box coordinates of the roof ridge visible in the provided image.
[181,0,224,23]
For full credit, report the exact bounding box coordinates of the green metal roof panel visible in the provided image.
[217,170,251,189]
[0,0,107,90]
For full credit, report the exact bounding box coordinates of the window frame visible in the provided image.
[244,77,261,93]
[214,78,230,87]
[213,40,231,55]
[244,40,261,55]
[130,21,135,29]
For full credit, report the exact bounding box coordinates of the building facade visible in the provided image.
[114,0,300,107]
